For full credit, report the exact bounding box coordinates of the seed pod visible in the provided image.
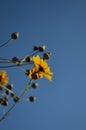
[29,96,36,102]
[25,56,32,62]
[6,84,13,90]
[32,82,38,89]
[2,96,9,106]
[43,52,51,60]
[2,100,8,106]
[10,92,15,97]
[5,89,10,95]
[0,86,3,90]
[33,46,39,51]
[12,57,19,63]
[13,95,20,102]
[38,45,46,52]
[11,32,19,40]
[31,73,39,80]
[25,69,30,76]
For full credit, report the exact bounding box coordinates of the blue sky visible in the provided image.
[0,0,86,130]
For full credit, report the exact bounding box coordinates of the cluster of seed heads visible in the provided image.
[0,32,51,106]
[0,82,39,106]
[0,84,20,106]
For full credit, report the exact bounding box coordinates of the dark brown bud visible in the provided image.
[33,46,39,51]
[25,69,30,76]
[5,89,10,95]
[32,82,38,89]
[12,57,19,63]
[4,96,9,101]
[0,99,2,105]
[0,86,3,90]
[2,96,9,106]
[6,84,13,90]
[29,96,36,102]
[10,92,15,97]
[43,52,51,60]
[2,100,8,106]
[31,73,39,80]
[13,95,20,102]
[25,56,32,62]
[11,32,19,40]
[38,45,46,52]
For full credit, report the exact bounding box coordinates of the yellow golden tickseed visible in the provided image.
[0,70,8,86]
[29,55,53,81]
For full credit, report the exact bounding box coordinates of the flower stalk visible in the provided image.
[0,32,53,123]
[0,79,32,122]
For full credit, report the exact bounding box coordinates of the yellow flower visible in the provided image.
[0,70,8,86]
[29,55,53,81]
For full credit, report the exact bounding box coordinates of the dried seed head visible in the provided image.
[6,84,13,90]
[13,95,20,102]
[31,73,39,80]
[0,99,2,105]
[43,52,51,60]
[32,82,38,89]
[0,86,3,90]
[12,57,19,63]
[3,96,9,101]
[11,32,19,40]
[2,96,9,106]
[5,89,10,95]
[29,96,36,102]
[10,92,15,97]
[25,69,30,76]
[2,100,8,106]
[38,45,46,52]
[33,46,39,51]
[25,56,32,62]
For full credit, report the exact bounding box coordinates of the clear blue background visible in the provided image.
[0,0,86,130]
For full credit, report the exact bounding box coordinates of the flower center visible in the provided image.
[39,65,44,72]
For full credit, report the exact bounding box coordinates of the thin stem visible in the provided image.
[0,63,32,68]
[0,58,12,63]
[20,50,39,63]
[30,50,39,56]
[0,79,33,122]
[0,39,12,48]
[0,61,12,63]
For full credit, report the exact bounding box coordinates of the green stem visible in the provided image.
[0,38,12,48]
[0,79,33,122]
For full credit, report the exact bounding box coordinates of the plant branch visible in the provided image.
[0,79,33,122]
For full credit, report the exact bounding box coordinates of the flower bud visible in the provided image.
[32,82,38,89]
[12,57,19,64]
[29,96,36,102]
[6,84,13,90]
[0,99,2,105]
[33,46,39,51]
[10,92,15,97]
[31,73,39,80]
[25,69,30,76]
[25,56,32,62]
[0,86,3,90]
[2,96,9,106]
[13,95,20,102]
[5,89,10,94]
[43,52,51,60]
[2,100,8,106]
[39,45,46,52]
[11,32,19,40]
